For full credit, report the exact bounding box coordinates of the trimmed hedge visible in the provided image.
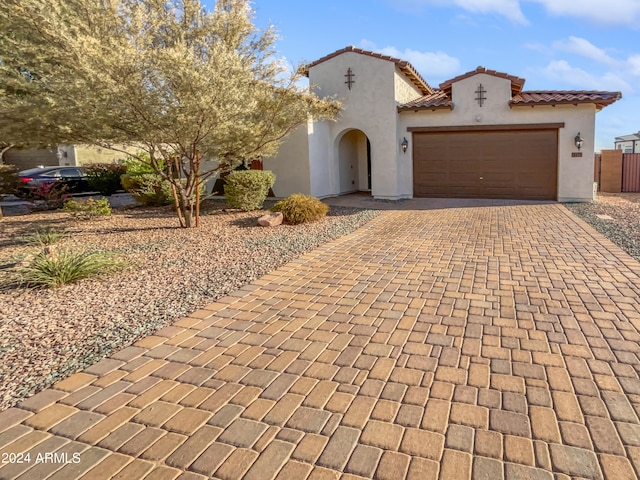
[224,170,276,211]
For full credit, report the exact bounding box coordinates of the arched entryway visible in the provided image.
[337,129,371,194]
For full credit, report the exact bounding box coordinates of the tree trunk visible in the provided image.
[174,183,196,228]
[195,151,201,228]
[0,144,14,164]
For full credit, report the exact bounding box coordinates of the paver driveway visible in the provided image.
[1,203,640,480]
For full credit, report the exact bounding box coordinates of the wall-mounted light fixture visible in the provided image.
[574,132,584,150]
[401,137,409,154]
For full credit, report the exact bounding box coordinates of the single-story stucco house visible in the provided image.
[263,46,621,202]
[2,144,130,171]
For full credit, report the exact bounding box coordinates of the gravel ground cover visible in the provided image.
[0,200,379,410]
[564,193,640,262]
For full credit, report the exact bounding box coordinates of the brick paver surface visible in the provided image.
[2,203,640,479]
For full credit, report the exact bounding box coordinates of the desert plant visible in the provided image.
[28,182,71,210]
[271,194,329,224]
[124,153,166,176]
[85,163,127,195]
[224,170,276,211]
[22,227,66,246]
[0,164,19,195]
[121,173,205,207]
[121,173,173,206]
[17,249,125,288]
[64,197,112,219]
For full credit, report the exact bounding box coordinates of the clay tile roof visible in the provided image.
[397,90,453,112]
[440,66,525,96]
[510,91,622,110]
[301,46,433,95]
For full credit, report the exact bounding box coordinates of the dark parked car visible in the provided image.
[17,166,91,197]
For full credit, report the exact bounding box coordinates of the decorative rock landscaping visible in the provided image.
[0,200,379,410]
[564,193,640,262]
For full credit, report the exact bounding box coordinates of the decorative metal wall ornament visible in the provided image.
[475,84,487,107]
[345,68,355,90]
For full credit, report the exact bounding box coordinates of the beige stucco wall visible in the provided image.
[398,74,598,202]
[394,70,423,104]
[75,145,132,165]
[271,51,600,202]
[4,148,60,169]
[308,52,400,199]
[263,123,311,197]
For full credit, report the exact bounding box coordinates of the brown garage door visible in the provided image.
[413,128,558,200]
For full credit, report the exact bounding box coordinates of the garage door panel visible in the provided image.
[413,130,557,200]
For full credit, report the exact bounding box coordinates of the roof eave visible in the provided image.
[300,46,433,95]
[439,67,526,97]
[397,103,454,113]
[509,99,620,109]
[397,65,433,96]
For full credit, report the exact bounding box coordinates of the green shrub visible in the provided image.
[121,174,205,207]
[121,173,173,206]
[0,164,19,195]
[224,170,275,211]
[271,194,329,224]
[17,249,125,288]
[85,163,127,195]
[64,197,112,219]
[124,153,166,176]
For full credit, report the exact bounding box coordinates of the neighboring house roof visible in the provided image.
[615,132,640,141]
[301,46,433,95]
[510,91,622,110]
[440,66,525,97]
[397,91,454,112]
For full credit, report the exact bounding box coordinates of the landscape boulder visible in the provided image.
[257,212,283,227]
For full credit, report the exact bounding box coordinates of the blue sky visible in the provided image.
[219,0,639,151]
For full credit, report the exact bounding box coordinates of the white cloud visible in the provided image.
[452,0,526,24]
[401,0,527,24]
[541,60,632,92]
[629,55,640,76]
[524,42,549,54]
[401,0,640,25]
[358,40,461,79]
[552,37,619,67]
[532,0,640,25]
[546,37,640,85]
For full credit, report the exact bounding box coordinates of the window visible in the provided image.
[58,168,83,178]
[40,171,61,178]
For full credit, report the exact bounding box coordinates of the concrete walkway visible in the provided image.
[1,202,640,479]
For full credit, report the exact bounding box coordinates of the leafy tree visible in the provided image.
[0,0,339,227]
